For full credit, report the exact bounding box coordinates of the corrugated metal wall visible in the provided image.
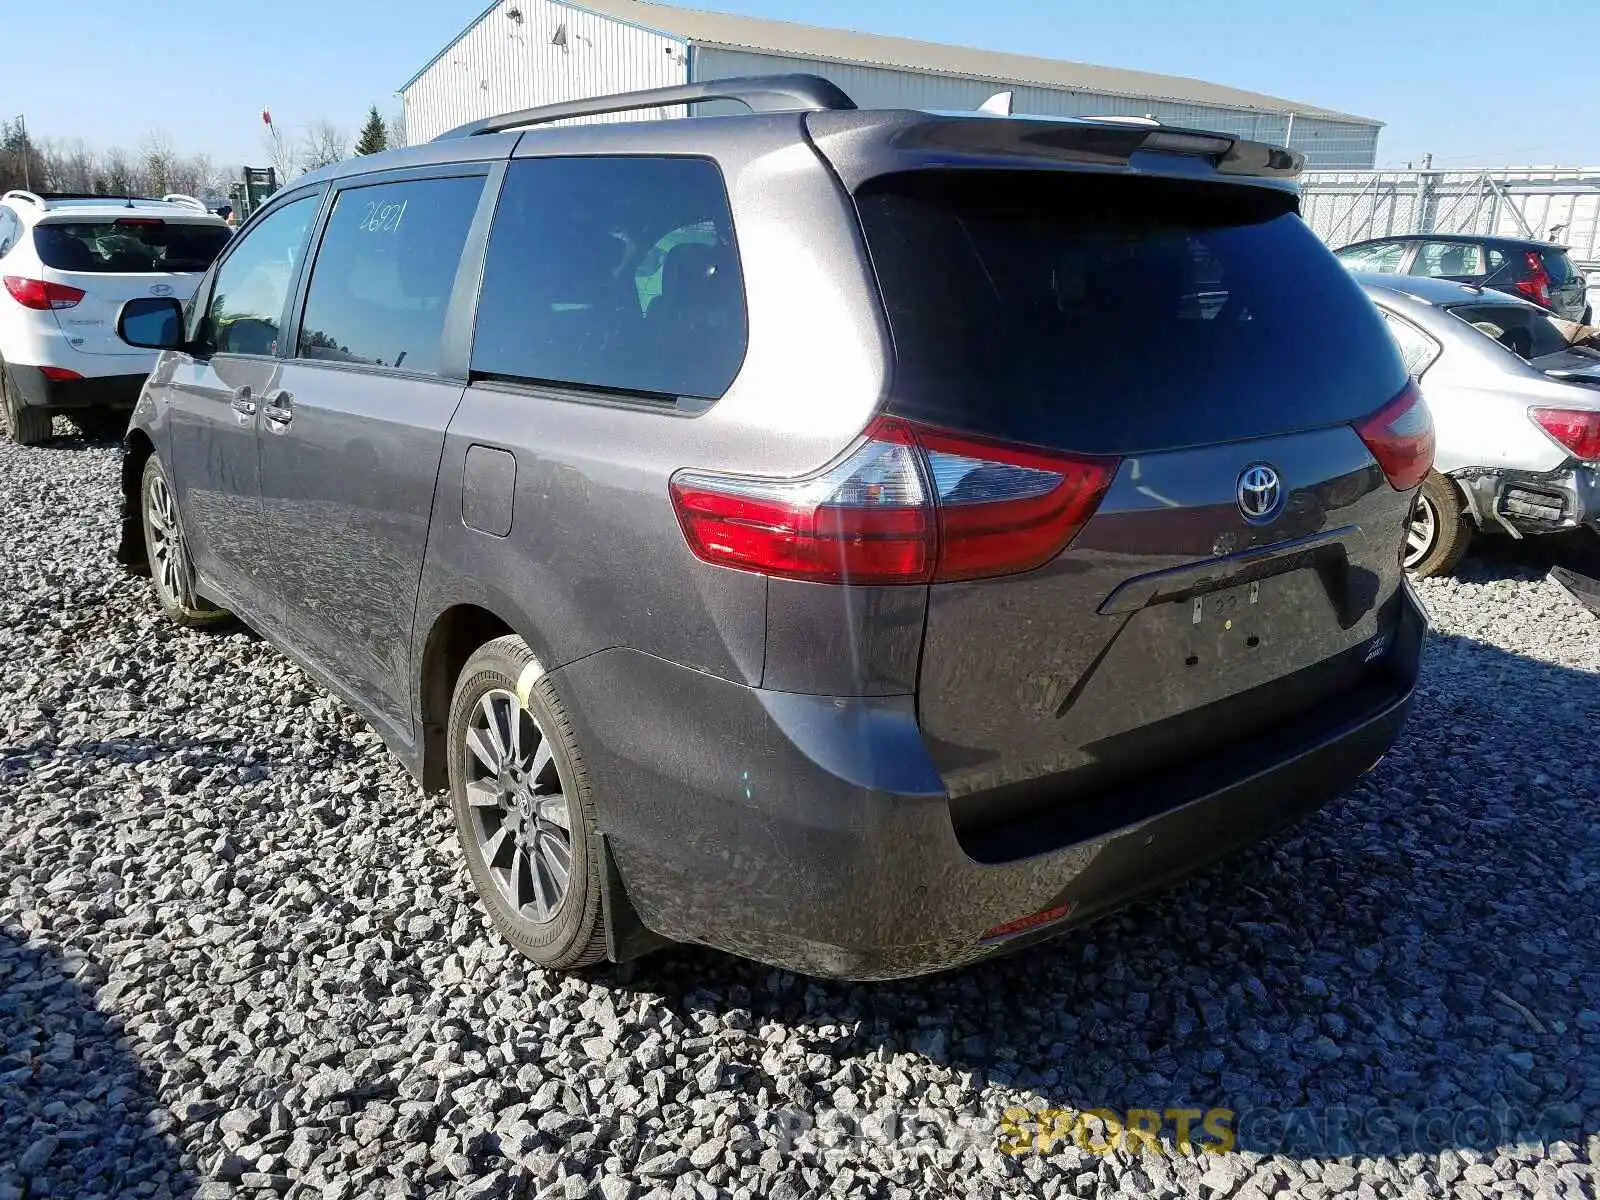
[402,0,687,142]
[691,47,1379,168]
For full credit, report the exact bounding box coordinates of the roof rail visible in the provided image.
[435,73,856,140]
[2,190,45,208]
[161,193,208,212]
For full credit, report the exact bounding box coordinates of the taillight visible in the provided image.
[3,276,85,311]
[915,425,1117,581]
[1531,408,1600,461]
[39,367,82,382]
[1514,251,1552,308]
[1356,382,1434,491]
[671,418,932,585]
[670,417,1119,585]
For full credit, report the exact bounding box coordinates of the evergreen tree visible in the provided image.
[355,106,388,156]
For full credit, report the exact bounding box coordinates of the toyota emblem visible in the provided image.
[1236,464,1283,523]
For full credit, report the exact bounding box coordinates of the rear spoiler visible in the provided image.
[805,109,1304,192]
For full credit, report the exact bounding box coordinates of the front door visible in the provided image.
[257,172,486,731]
[165,191,322,611]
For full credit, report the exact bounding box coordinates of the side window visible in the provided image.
[1485,247,1506,274]
[0,209,20,258]
[1409,241,1485,278]
[1336,242,1406,274]
[198,193,320,357]
[296,175,484,375]
[1380,311,1440,376]
[472,156,747,401]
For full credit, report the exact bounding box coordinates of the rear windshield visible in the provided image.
[1447,302,1571,360]
[34,219,230,274]
[856,171,1407,455]
[1540,249,1579,285]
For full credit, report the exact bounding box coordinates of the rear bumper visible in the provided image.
[555,587,1427,980]
[1454,462,1600,534]
[6,365,147,411]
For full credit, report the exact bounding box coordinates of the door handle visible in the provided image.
[230,387,257,418]
[262,392,294,429]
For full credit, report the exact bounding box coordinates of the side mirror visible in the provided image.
[116,297,185,350]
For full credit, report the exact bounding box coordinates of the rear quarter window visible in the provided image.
[1336,242,1407,273]
[856,170,1407,455]
[472,156,746,402]
[34,219,230,274]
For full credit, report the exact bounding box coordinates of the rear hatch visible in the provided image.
[850,167,1420,836]
[34,215,229,357]
[1541,248,1587,319]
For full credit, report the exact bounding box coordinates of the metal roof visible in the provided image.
[402,0,1379,125]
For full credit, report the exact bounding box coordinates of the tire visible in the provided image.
[446,635,608,970]
[0,359,54,446]
[1404,471,1472,579]
[140,455,232,628]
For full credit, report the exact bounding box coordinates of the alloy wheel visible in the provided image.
[146,472,190,603]
[1403,492,1438,570]
[462,689,574,923]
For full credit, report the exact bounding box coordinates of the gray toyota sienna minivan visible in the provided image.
[113,76,1430,979]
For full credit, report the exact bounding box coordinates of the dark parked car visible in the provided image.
[111,75,1429,980]
[1334,233,1590,322]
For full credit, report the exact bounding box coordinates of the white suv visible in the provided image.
[0,191,231,444]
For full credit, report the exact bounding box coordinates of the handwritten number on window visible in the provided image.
[359,200,407,233]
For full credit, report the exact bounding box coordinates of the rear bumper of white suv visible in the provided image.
[6,363,148,411]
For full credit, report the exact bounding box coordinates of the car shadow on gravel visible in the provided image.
[1,928,195,1198]
[599,631,1599,1160]
[28,421,128,451]
[1456,527,1600,583]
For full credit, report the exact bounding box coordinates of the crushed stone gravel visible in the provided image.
[2,426,1598,1199]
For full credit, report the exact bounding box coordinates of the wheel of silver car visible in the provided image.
[1403,493,1438,570]
[1404,471,1472,579]
[446,635,607,969]
[139,455,232,627]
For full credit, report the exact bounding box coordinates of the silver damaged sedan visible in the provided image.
[1358,274,1600,576]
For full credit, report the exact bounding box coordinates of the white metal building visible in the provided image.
[400,0,1383,167]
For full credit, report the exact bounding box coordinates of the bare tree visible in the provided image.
[263,122,302,185]
[191,153,227,199]
[386,110,408,150]
[62,140,97,192]
[142,131,177,195]
[36,139,94,192]
[302,121,349,170]
[101,147,136,195]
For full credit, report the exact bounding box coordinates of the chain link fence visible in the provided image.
[1299,167,1600,266]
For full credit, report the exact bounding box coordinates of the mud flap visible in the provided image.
[599,833,670,963]
[1551,566,1600,617]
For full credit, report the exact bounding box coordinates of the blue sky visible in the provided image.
[3,0,1597,168]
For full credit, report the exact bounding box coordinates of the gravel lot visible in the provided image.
[2,426,1598,1200]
